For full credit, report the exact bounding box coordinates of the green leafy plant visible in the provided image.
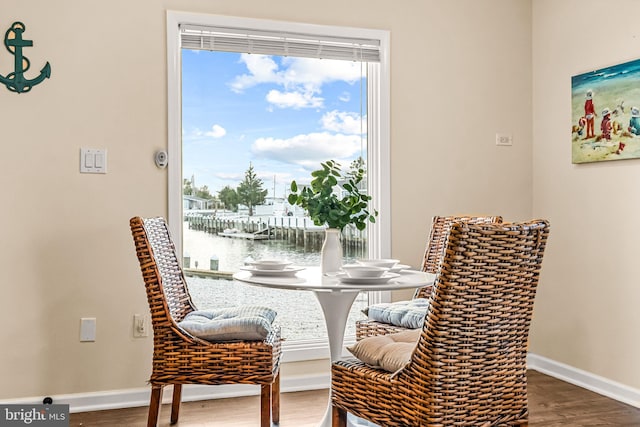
[287,160,378,231]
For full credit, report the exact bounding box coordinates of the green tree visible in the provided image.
[218,186,239,212]
[195,185,213,200]
[237,163,268,216]
[349,156,365,176]
[183,178,193,195]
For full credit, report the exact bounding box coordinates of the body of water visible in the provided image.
[182,221,368,341]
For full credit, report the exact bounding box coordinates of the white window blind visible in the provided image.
[180,24,381,63]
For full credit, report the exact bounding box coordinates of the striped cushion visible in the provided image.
[365,298,429,329]
[178,306,276,342]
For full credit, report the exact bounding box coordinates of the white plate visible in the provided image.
[240,266,305,277]
[388,263,411,273]
[336,272,400,285]
[356,258,400,269]
[247,260,293,270]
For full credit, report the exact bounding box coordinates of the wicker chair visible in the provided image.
[332,219,550,427]
[129,217,282,427]
[356,215,503,340]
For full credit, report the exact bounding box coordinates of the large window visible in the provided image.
[167,12,390,360]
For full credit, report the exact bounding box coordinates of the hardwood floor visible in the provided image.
[70,371,640,426]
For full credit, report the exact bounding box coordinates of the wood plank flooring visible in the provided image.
[69,371,640,426]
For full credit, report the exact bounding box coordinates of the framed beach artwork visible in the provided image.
[572,58,640,164]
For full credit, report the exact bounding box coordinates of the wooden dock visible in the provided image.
[183,268,233,279]
[186,214,367,256]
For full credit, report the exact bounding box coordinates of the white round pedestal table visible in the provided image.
[233,267,435,427]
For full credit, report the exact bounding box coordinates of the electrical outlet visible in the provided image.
[496,133,513,146]
[80,318,96,342]
[133,314,149,338]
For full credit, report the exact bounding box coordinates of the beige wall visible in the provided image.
[0,0,534,399]
[531,0,640,389]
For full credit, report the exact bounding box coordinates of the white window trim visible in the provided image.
[166,11,391,356]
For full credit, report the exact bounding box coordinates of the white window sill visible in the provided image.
[281,337,357,363]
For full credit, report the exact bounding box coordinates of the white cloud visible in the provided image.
[205,124,227,138]
[282,57,362,86]
[321,110,366,135]
[266,89,323,109]
[229,55,280,92]
[251,132,362,167]
[182,126,227,146]
[231,55,362,91]
[229,55,363,110]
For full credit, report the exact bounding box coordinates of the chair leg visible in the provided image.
[271,372,280,425]
[260,384,271,427]
[332,405,347,427]
[147,385,163,427]
[170,384,182,424]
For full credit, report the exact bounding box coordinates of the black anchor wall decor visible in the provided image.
[0,21,51,94]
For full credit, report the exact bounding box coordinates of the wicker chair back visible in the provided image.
[332,219,550,426]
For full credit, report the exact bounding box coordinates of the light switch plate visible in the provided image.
[80,148,107,173]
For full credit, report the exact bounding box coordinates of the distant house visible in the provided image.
[183,195,209,210]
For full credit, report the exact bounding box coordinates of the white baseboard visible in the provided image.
[6,354,639,414]
[527,352,640,408]
[1,373,330,414]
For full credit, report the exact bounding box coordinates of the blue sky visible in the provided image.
[182,50,368,200]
